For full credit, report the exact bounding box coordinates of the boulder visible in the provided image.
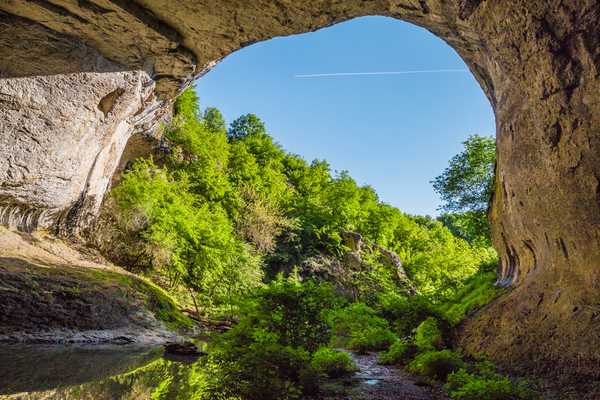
[164,341,207,357]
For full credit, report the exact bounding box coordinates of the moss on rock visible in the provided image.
[0,228,194,343]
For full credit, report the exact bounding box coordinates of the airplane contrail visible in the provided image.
[294,69,468,78]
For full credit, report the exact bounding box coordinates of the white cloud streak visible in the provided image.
[294,69,469,78]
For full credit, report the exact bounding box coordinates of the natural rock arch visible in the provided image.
[1,0,600,384]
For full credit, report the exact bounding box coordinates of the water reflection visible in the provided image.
[0,337,213,400]
[190,334,212,353]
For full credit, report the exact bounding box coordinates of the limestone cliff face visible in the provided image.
[0,69,158,232]
[0,12,177,233]
[1,0,600,384]
[341,231,416,296]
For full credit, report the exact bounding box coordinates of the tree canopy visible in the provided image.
[432,134,496,247]
[431,134,495,213]
[95,87,499,314]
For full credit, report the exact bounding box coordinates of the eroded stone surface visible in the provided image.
[1,0,600,386]
[341,231,414,292]
[0,69,167,232]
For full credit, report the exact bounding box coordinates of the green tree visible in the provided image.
[173,84,201,118]
[431,134,496,246]
[391,217,484,295]
[167,88,231,202]
[227,113,266,143]
[202,106,227,135]
[235,183,288,254]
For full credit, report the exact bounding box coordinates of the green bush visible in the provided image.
[407,350,466,381]
[380,296,455,345]
[378,340,419,365]
[378,316,450,367]
[446,368,538,400]
[208,279,335,399]
[331,302,396,353]
[311,348,359,378]
[414,317,445,351]
[348,326,397,354]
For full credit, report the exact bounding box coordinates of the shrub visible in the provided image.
[348,326,397,354]
[407,350,466,381]
[414,317,445,351]
[331,302,396,352]
[311,348,359,378]
[380,296,455,345]
[378,340,419,366]
[214,336,310,400]
[208,279,335,399]
[446,368,538,400]
[247,279,334,353]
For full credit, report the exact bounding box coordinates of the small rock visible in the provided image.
[111,336,136,344]
[164,341,208,356]
[413,380,432,387]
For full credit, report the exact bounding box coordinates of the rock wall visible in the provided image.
[1,0,600,385]
[0,12,172,233]
[342,231,416,295]
[0,69,162,233]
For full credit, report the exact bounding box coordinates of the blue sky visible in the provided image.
[194,16,495,217]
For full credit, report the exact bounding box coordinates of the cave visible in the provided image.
[1,0,599,385]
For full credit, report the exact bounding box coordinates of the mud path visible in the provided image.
[316,351,451,400]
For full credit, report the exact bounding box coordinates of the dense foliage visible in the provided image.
[432,134,495,214]
[446,358,538,399]
[89,87,533,399]
[95,87,498,309]
[207,277,336,399]
[330,302,396,353]
[432,134,496,246]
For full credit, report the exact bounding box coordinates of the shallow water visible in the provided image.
[0,336,213,400]
[362,379,381,385]
[190,334,212,353]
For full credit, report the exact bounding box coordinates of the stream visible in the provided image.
[0,340,448,400]
[317,351,451,400]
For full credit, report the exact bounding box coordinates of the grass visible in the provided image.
[90,269,195,333]
[442,272,504,320]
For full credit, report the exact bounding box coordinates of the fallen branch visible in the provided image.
[181,308,233,329]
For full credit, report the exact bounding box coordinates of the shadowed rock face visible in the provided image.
[1,0,600,385]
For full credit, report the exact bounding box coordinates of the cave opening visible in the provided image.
[2,1,600,388]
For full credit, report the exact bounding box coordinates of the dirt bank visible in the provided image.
[0,228,194,344]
